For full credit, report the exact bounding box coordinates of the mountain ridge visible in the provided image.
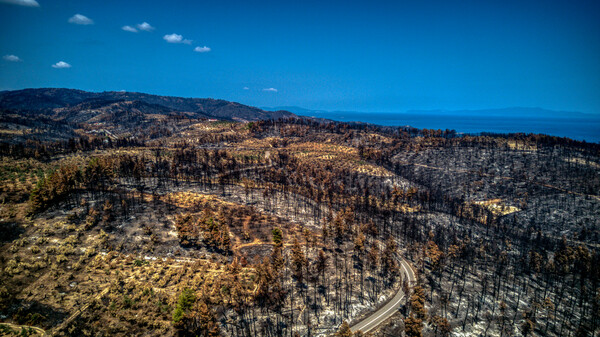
[0,88,295,121]
[0,88,296,143]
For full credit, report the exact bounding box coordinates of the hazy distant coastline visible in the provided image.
[265,106,600,143]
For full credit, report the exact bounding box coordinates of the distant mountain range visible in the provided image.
[2,89,596,144]
[0,88,296,143]
[0,88,295,122]
[406,107,591,118]
[263,106,592,119]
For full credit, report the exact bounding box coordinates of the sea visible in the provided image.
[306,111,600,144]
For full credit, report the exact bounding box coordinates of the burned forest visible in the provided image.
[1,103,599,337]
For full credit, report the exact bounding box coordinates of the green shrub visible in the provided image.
[172,288,195,324]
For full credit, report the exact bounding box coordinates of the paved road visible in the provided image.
[0,322,47,336]
[350,257,416,334]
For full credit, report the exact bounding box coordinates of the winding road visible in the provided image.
[350,257,416,334]
[0,323,47,336]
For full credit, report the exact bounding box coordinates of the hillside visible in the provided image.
[0,88,295,121]
[0,88,295,144]
[0,94,599,337]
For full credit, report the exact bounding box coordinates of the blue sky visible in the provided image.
[1,0,599,114]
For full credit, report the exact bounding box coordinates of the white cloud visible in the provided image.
[68,14,94,25]
[137,22,154,31]
[263,88,278,92]
[0,0,40,7]
[163,33,192,44]
[194,46,211,53]
[52,61,71,69]
[3,54,22,62]
[243,87,250,90]
[122,25,137,33]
